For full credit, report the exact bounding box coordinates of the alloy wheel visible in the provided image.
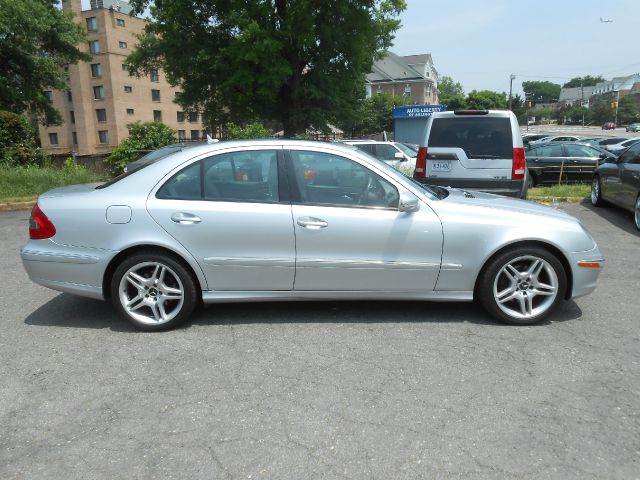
[118,261,185,325]
[591,177,601,205]
[493,255,559,320]
[635,197,640,230]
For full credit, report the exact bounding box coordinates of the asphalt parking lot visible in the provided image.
[1,202,638,479]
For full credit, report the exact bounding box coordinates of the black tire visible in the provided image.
[110,250,198,331]
[591,175,604,207]
[634,195,640,231]
[526,169,535,190]
[476,246,567,325]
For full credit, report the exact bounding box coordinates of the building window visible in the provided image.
[98,130,108,144]
[124,85,132,93]
[67,91,72,102]
[86,17,97,32]
[122,63,128,71]
[70,111,75,124]
[48,133,58,145]
[177,111,185,122]
[96,108,107,123]
[119,41,127,49]
[93,85,104,100]
[126,108,134,115]
[151,89,160,102]
[403,84,412,97]
[89,40,100,54]
[178,130,186,141]
[188,112,198,123]
[190,130,200,140]
[116,18,125,27]
[376,85,382,95]
[150,69,159,82]
[72,132,78,145]
[153,110,162,122]
[90,63,102,78]
[44,91,53,101]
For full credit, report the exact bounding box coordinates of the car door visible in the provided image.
[286,147,443,292]
[619,143,640,209]
[528,144,564,185]
[146,147,296,291]
[562,144,601,183]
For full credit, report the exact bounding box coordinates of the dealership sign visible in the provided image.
[392,104,447,119]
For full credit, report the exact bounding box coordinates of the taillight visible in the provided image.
[512,147,526,180]
[415,147,428,178]
[29,203,56,239]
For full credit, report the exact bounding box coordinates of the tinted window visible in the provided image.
[533,144,563,158]
[203,150,278,202]
[618,145,640,164]
[428,117,512,158]
[564,145,600,158]
[375,144,399,161]
[157,162,202,200]
[290,151,399,209]
[355,144,375,155]
[599,137,626,145]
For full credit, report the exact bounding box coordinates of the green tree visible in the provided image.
[339,93,412,137]
[225,122,273,139]
[126,0,406,136]
[0,111,47,165]
[0,0,90,125]
[617,95,640,125]
[438,76,465,110]
[522,81,561,103]
[562,76,605,88]
[590,96,615,124]
[106,122,176,174]
[465,90,508,110]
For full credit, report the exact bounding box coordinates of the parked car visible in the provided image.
[529,135,582,144]
[22,140,603,330]
[124,143,201,173]
[343,140,416,174]
[522,133,551,144]
[602,122,617,130]
[603,138,640,156]
[525,142,614,187]
[413,110,527,198]
[592,141,640,230]
[587,137,628,148]
[578,137,606,146]
[626,123,640,132]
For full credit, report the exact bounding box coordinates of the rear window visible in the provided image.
[428,117,512,159]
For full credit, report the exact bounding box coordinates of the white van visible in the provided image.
[413,110,528,198]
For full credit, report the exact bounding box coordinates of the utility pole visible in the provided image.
[581,79,585,127]
[614,89,620,126]
[508,74,516,111]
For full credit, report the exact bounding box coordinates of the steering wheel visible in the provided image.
[358,175,385,206]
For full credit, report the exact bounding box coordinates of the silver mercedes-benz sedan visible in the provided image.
[22,140,604,331]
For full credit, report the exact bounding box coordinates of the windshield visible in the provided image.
[395,142,417,157]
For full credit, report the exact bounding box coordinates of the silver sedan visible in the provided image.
[22,140,604,330]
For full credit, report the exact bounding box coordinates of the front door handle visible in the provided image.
[297,217,328,229]
[171,212,201,225]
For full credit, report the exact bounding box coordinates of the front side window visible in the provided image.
[564,144,600,158]
[375,144,400,161]
[289,151,399,209]
[156,150,279,203]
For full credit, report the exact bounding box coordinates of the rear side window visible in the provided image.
[429,117,512,159]
[564,145,600,158]
[533,144,563,158]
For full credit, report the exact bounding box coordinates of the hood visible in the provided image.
[441,188,577,222]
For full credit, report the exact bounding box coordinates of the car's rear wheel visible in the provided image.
[591,176,604,206]
[476,247,567,325]
[110,251,198,331]
[635,196,640,231]
[527,169,535,189]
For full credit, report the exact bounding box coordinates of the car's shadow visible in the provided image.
[24,293,583,331]
[581,198,639,235]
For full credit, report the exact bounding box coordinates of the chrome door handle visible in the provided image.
[297,217,328,229]
[171,212,201,224]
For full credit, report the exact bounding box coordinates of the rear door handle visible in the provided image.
[297,217,328,229]
[171,212,201,225]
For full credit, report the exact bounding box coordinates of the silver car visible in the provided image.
[22,140,604,331]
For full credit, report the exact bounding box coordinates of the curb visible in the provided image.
[531,196,587,204]
[0,200,35,212]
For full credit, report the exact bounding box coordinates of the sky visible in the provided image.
[391,0,640,97]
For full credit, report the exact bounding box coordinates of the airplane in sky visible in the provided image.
[600,17,613,23]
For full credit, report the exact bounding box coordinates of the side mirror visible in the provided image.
[398,191,420,213]
[394,152,406,161]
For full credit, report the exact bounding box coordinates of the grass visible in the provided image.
[0,165,103,203]
[528,184,591,202]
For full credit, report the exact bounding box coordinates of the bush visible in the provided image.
[225,122,272,139]
[106,121,176,174]
[0,111,47,166]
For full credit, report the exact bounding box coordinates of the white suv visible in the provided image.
[413,110,528,198]
[343,140,416,174]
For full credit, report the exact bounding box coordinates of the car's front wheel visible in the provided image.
[110,251,198,331]
[476,247,567,325]
[591,175,604,206]
[635,196,640,231]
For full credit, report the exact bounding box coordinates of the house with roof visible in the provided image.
[365,52,439,105]
[558,86,591,108]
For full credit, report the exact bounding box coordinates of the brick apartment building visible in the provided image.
[40,0,205,155]
[365,52,439,105]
